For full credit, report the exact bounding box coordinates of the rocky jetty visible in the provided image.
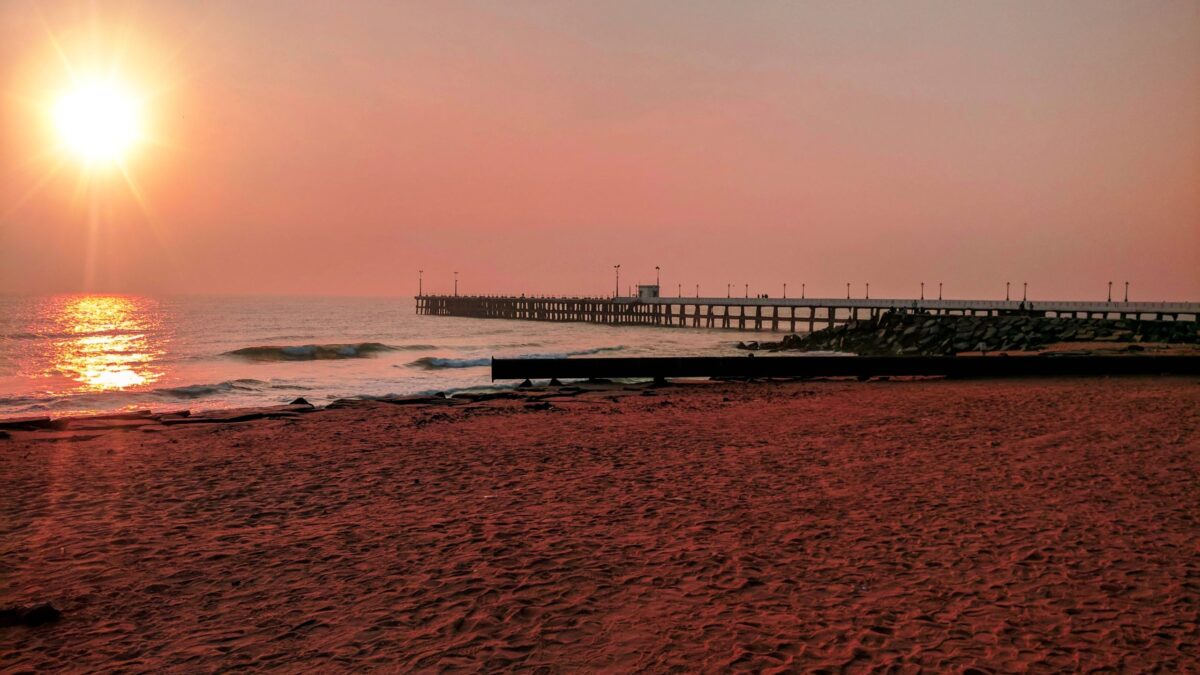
[739,313,1200,356]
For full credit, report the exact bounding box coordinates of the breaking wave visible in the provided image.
[406,356,492,370]
[0,379,285,414]
[406,346,626,370]
[225,342,398,361]
[153,379,269,399]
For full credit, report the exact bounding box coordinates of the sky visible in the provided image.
[1,1,1198,300]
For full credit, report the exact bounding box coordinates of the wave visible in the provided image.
[0,394,43,408]
[225,342,397,361]
[0,379,272,414]
[406,345,626,370]
[153,379,267,399]
[3,329,148,341]
[406,356,492,370]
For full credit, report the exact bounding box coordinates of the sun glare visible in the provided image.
[53,80,141,164]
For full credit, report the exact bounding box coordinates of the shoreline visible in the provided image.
[2,366,1198,429]
[3,376,1198,670]
[6,334,1200,428]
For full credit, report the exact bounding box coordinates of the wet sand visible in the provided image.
[2,377,1198,671]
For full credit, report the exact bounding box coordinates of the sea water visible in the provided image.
[0,295,762,416]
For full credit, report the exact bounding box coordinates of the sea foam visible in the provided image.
[0,379,280,414]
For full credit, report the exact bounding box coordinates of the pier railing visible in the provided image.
[415,295,1199,332]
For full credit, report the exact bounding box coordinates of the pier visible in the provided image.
[416,294,1200,332]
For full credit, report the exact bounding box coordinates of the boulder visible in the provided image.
[0,602,61,627]
[742,313,1196,357]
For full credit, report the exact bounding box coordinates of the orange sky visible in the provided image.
[2,1,1198,300]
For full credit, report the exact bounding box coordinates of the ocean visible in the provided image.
[0,294,759,417]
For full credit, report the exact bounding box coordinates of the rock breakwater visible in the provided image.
[740,313,1200,356]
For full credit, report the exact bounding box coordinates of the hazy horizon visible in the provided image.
[0,288,1195,303]
[3,1,1198,301]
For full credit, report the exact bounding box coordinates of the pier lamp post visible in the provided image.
[1023,282,1027,302]
[783,283,787,299]
[920,282,924,301]
[454,271,459,297]
[1005,281,1010,301]
[656,266,661,287]
[695,284,699,298]
[677,283,681,297]
[938,282,942,301]
[802,283,805,299]
[1107,281,1113,303]
[1124,281,1129,303]
[418,270,423,296]
[614,265,620,298]
[865,283,870,300]
[846,282,850,300]
[745,284,749,299]
[727,283,731,298]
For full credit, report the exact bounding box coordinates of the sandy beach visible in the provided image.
[2,376,1198,671]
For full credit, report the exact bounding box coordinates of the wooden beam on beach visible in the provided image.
[492,355,1200,381]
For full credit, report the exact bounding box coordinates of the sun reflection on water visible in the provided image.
[44,295,164,391]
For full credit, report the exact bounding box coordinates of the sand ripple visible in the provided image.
[2,377,1198,671]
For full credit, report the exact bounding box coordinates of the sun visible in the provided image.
[53,80,142,164]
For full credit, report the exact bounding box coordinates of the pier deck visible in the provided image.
[417,295,1199,332]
